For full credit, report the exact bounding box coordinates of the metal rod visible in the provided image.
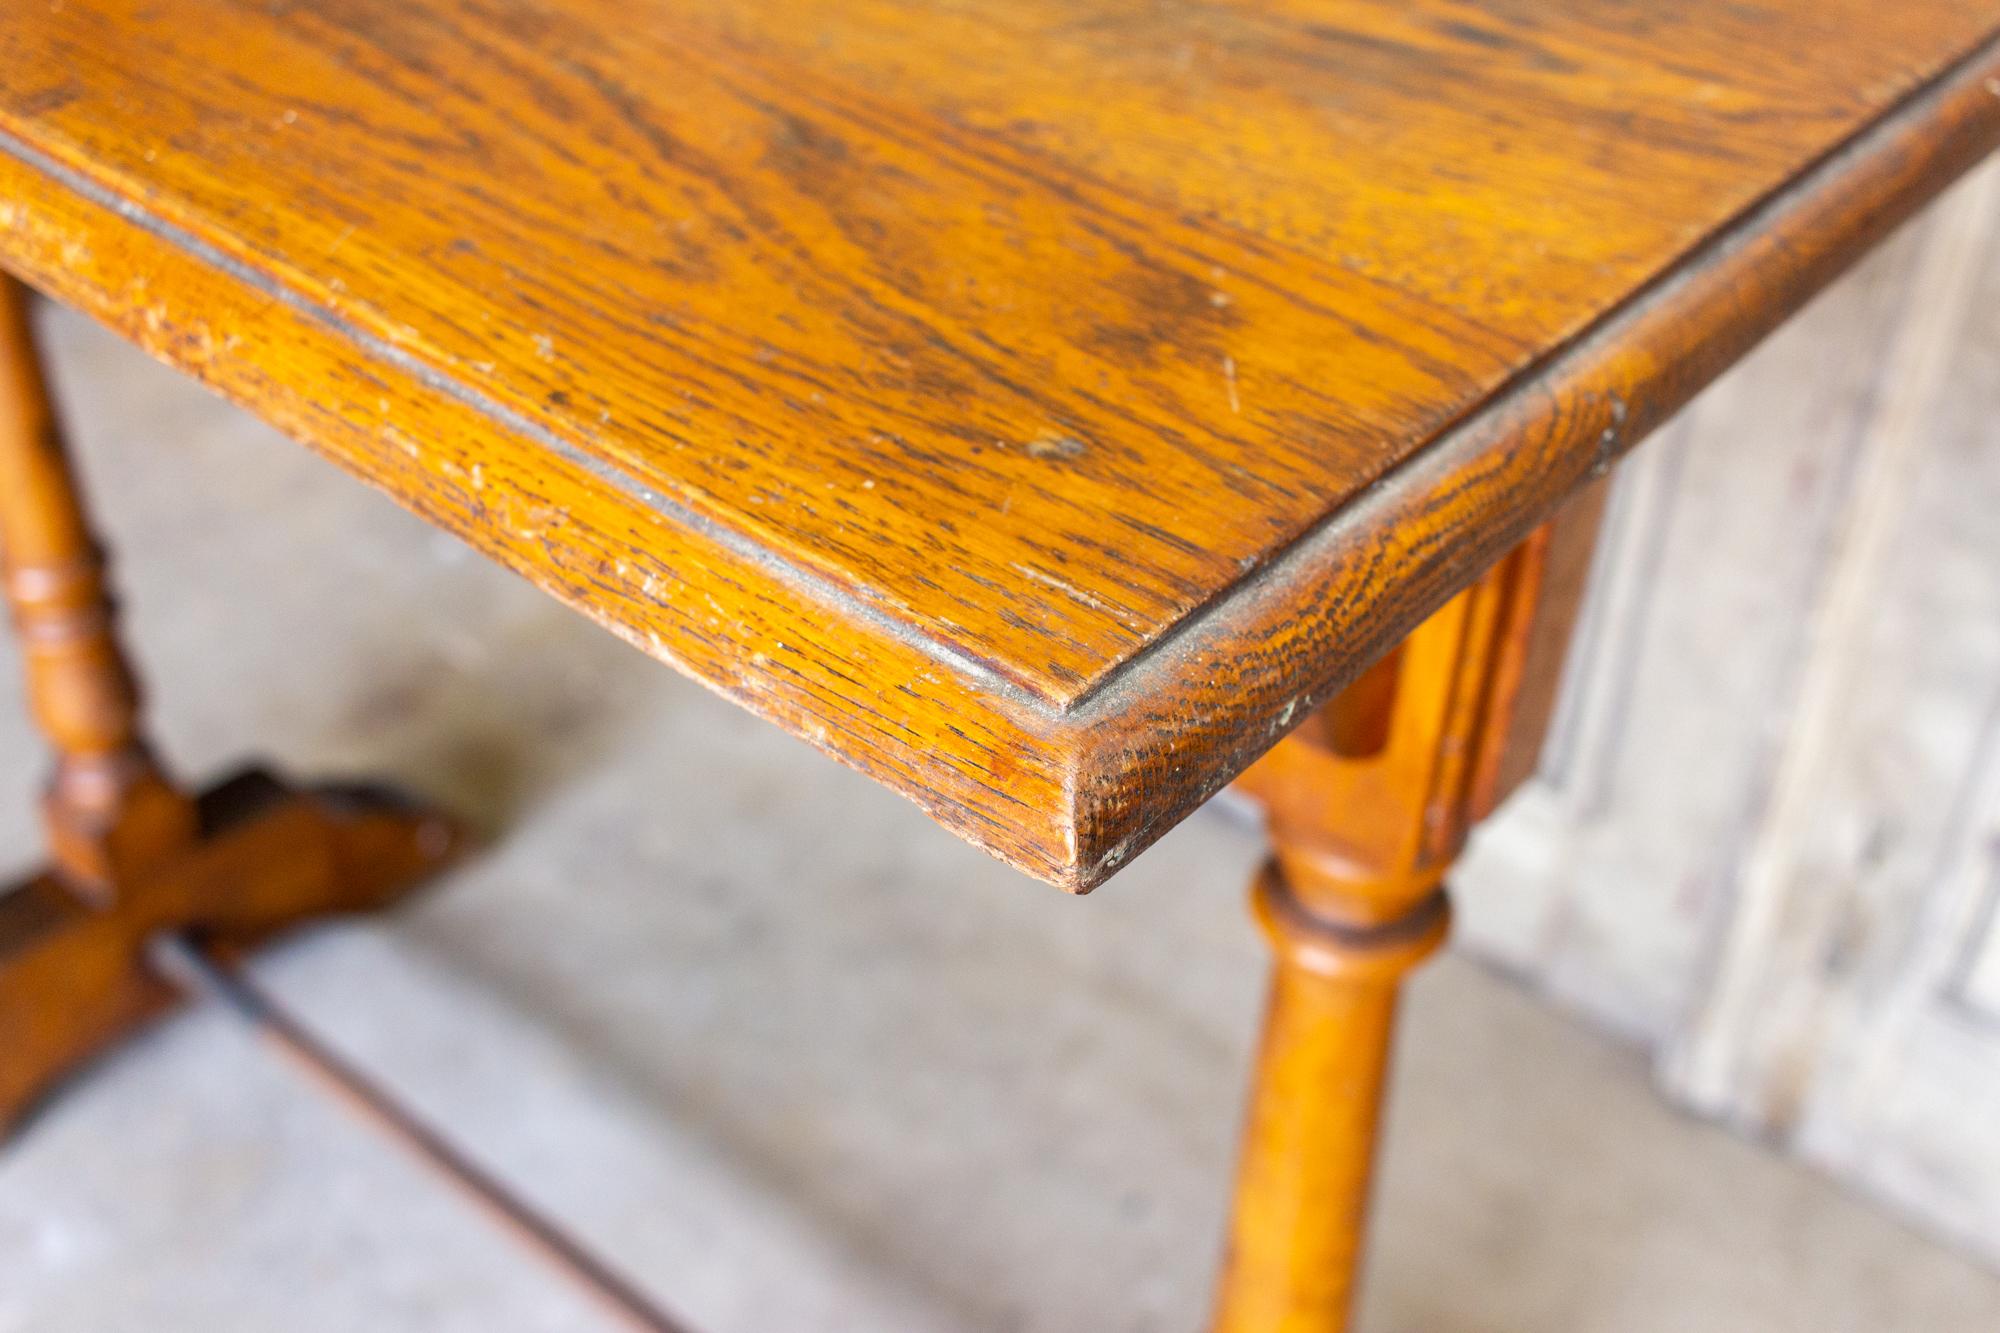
[146,932,694,1333]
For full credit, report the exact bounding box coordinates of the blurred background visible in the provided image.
[0,158,1996,1333]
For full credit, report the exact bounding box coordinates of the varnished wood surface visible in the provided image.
[0,769,462,1136]
[0,277,197,899]
[0,274,460,1133]
[0,3,1995,887]
[1217,502,1596,1331]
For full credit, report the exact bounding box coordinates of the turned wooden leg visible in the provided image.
[1215,864,1448,1331]
[0,276,461,1136]
[0,274,197,901]
[1212,487,1607,1333]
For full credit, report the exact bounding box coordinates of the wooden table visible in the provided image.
[1,2,1996,1327]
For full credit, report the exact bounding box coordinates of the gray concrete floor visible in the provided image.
[2,303,1997,1332]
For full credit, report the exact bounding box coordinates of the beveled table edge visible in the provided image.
[0,31,1995,891]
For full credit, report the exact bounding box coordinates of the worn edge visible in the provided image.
[1055,31,2000,887]
[0,37,1993,891]
[0,152,1095,886]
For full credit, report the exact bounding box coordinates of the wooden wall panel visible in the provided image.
[1450,181,1942,1038]
[1454,157,2000,1263]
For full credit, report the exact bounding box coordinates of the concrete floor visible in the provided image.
[2,303,1998,1332]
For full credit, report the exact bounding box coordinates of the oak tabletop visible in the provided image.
[1,2,1996,888]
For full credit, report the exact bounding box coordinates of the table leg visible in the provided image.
[1211,488,1607,1332]
[0,277,461,1136]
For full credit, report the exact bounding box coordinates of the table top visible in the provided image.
[1,2,1995,889]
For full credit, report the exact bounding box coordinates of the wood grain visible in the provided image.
[0,284,459,1135]
[1217,500,1597,1332]
[0,770,461,1136]
[0,276,197,899]
[0,1,1994,887]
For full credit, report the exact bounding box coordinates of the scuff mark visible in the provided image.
[1592,392,1629,476]
[380,424,420,459]
[1274,695,1301,734]
[1011,562,1126,619]
[1222,355,1240,414]
[1094,834,1136,876]
[1026,432,1087,460]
